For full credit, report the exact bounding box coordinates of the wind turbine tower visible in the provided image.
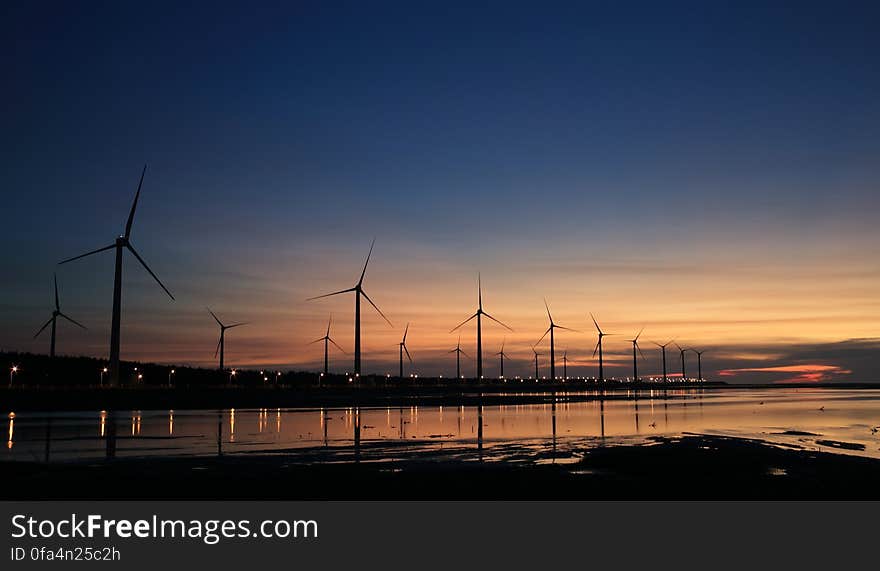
[34,274,86,357]
[59,165,174,386]
[451,274,511,380]
[308,239,392,376]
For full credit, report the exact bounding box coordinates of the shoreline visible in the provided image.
[1,381,876,412]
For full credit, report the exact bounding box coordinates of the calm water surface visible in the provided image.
[4,388,880,463]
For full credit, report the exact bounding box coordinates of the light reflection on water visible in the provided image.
[2,388,880,463]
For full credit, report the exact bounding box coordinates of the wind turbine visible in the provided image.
[398,323,413,378]
[535,299,577,380]
[450,274,512,380]
[690,349,705,381]
[310,314,345,376]
[34,274,87,357]
[627,328,647,382]
[675,342,687,381]
[532,347,542,379]
[59,164,174,386]
[208,309,247,371]
[652,340,674,382]
[449,335,470,379]
[307,239,392,376]
[562,349,569,380]
[590,313,614,381]
[495,338,509,378]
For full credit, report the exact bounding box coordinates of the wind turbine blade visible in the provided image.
[59,243,116,265]
[482,311,513,331]
[307,287,356,301]
[404,345,413,362]
[478,273,482,310]
[58,312,87,330]
[328,337,347,354]
[544,298,552,321]
[226,322,248,329]
[326,315,332,337]
[536,327,551,346]
[449,313,477,333]
[590,312,601,333]
[500,337,506,352]
[124,164,147,239]
[126,243,174,300]
[460,349,470,359]
[554,325,580,333]
[33,317,54,338]
[358,238,376,286]
[634,326,645,342]
[308,337,324,345]
[214,337,222,358]
[207,308,223,327]
[402,322,409,343]
[360,290,393,326]
[592,341,600,358]
[638,344,648,361]
[54,273,60,311]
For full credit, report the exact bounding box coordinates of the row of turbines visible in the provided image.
[307,243,707,382]
[34,165,707,385]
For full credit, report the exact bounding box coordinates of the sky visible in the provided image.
[2,0,879,382]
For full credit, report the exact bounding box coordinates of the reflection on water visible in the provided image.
[3,388,880,464]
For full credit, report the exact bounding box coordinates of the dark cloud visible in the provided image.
[715,338,880,383]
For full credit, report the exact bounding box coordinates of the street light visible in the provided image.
[137,373,143,383]
[100,367,108,386]
[9,366,19,388]
[168,369,175,386]
[229,369,237,384]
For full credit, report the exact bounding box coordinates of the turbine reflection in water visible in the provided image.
[5,389,880,463]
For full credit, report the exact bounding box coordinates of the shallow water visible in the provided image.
[3,388,880,463]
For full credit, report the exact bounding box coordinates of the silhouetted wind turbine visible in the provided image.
[495,338,509,378]
[310,314,345,375]
[34,274,86,357]
[450,274,512,380]
[562,349,569,379]
[208,309,247,371]
[653,340,674,382]
[690,349,705,381]
[59,165,174,386]
[532,347,542,379]
[627,327,647,382]
[398,323,413,378]
[307,239,392,376]
[449,335,470,379]
[590,313,614,381]
[675,342,687,381]
[535,299,578,380]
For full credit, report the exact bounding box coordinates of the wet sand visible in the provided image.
[4,435,879,500]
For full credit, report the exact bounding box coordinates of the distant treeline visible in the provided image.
[0,352,345,387]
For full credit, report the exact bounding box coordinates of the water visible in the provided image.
[3,388,880,464]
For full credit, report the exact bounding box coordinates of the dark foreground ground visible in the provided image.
[4,435,879,500]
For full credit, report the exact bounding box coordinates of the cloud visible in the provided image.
[718,364,852,383]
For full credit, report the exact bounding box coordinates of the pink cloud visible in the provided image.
[718,364,852,383]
